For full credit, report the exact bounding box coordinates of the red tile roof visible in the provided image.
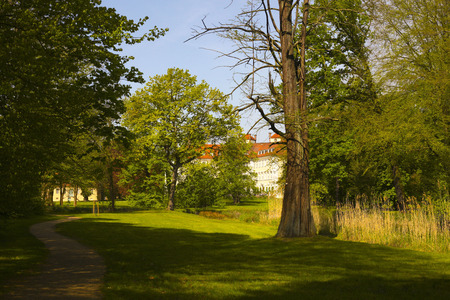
[198,137,284,161]
[198,144,220,160]
[250,142,283,158]
[270,133,281,139]
[244,134,256,141]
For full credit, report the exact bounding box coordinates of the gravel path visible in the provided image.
[5,217,105,299]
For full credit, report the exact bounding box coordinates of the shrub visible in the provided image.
[125,192,165,209]
[198,211,227,219]
[177,163,220,209]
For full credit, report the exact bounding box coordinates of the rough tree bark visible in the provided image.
[276,0,314,237]
[167,164,180,211]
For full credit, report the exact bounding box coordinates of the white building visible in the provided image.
[52,186,99,202]
[245,134,284,196]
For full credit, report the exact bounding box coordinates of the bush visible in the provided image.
[125,192,165,209]
[177,163,220,209]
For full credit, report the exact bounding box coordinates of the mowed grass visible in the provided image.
[57,211,450,299]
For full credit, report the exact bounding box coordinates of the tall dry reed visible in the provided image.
[335,197,449,253]
[268,196,282,221]
[269,195,449,252]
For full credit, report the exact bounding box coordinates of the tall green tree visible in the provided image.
[215,131,256,205]
[0,0,166,217]
[122,68,238,210]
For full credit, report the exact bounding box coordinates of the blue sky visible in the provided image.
[102,0,270,141]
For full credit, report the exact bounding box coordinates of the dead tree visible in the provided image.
[189,0,315,237]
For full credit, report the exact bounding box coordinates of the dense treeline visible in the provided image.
[1,0,448,218]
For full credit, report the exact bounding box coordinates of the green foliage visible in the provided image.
[173,130,257,209]
[306,0,449,208]
[0,0,166,217]
[119,149,169,208]
[306,0,377,204]
[306,0,375,111]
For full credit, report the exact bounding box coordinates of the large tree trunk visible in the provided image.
[276,0,314,237]
[167,165,179,211]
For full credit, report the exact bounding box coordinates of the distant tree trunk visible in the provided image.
[98,185,105,201]
[167,164,179,211]
[392,165,406,211]
[73,185,78,207]
[108,165,116,212]
[48,189,54,207]
[276,0,314,237]
[59,183,66,206]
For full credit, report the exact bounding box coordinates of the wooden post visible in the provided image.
[93,200,100,216]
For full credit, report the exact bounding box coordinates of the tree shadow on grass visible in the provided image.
[231,198,268,207]
[59,218,450,300]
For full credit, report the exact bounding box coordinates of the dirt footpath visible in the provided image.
[5,217,105,299]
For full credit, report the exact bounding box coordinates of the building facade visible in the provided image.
[52,186,99,202]
[245,134,284,195]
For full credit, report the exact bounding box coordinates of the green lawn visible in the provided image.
[0,215,59,294]
[56,210,450,299]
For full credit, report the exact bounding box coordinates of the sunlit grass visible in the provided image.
[2,199,449,299]
[58,210,450,299]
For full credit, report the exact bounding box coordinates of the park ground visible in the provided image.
[1,199,449,299]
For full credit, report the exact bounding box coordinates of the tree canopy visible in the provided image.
[122,68,238,210]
